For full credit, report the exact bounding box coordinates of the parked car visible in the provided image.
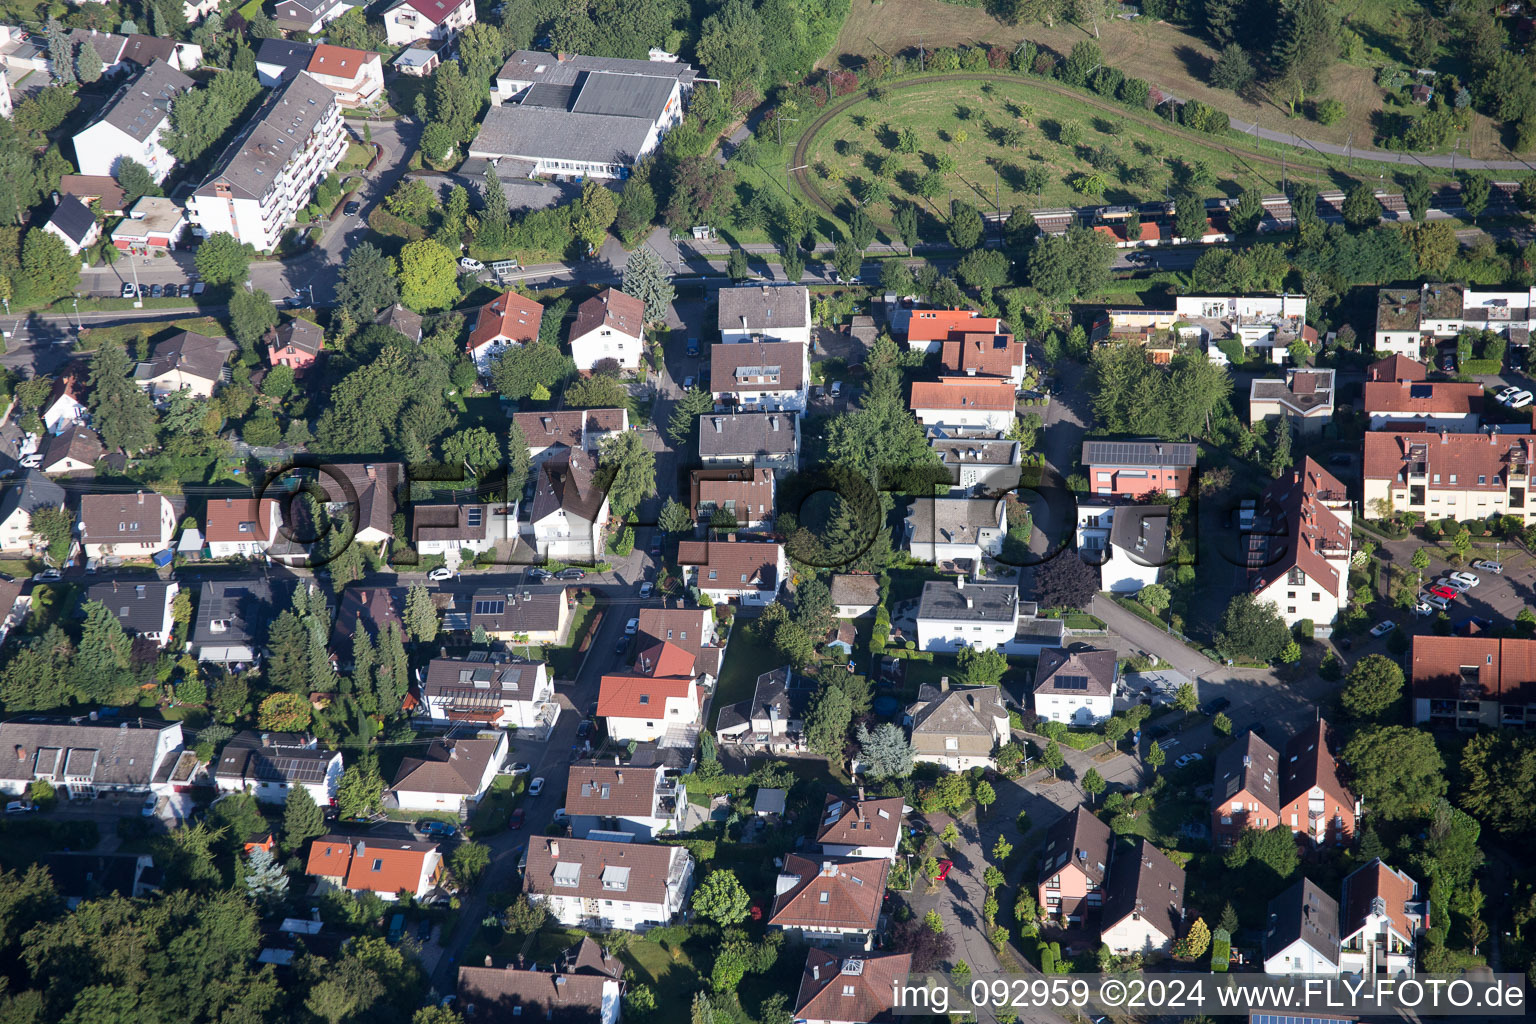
[1435,577,1471,593]
[458,257,485,273]
[686,338,699,357]
[179,283,192,298]
[1174,752,1203,768]
[1369,621,1396,638]
[624,617,639,635]
[141,794,158,817]
[528,777,545,797]
[682,376,695,389]
[576,720,592,739]
[639,581,653,598]
[120,282,134,298]
[31,569,61,582]
[1472,560,1504,574]
[4,800,35,814]
[388,914,405,944]
[1449,570,1481,588]
[1496,385,1521,403]
[1199,697,1230,717]
[509,807,526,829]
[830,381,842,397]
[427,566,454,581]
[615,637,629,655]
[554,568,585,581]
[417,820,458,839]
[344,201,361,216]
[500,762,531,776]
[527,567,553,581]
[935,859,953,882]
[1427,584,1459,600]
[416,918,433,941]
[191,282,205,296]
[1422,593,1452,610]
[1512,390,1535,409]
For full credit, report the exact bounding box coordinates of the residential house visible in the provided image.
[565,762,685,840]
[770,855,889,949]
[43,196,99,256]
[254,38,315,87]
[904,496,1004,567]
[1366,353,1429,383]
[715,665,812,752]
[331,587,405,657]
[0,473,65,555]
[1033,645,1117,726]
[382,0,477,47]
[41,425,104,475]
[1090,307,1187,364]
[909,377,1016,435]
[306,835,442,900]
[119,34,202,73]
[1076,501,1170,593]
[815,792,906,862]
[1363,431,1536,524]
[1175,294,1310,365]
[376,302,424,342]
[1211,719,1358,848]
[522,835,694,931]
[205,496,282,559]
[597,641,701,744]
[110,197,188,254]
[186,73,346,253]
[418,655,557,732]
[1249,368,1336,439]
[905,682,1010,771]
[527,448,610,562]
[569,287,645,371]
[930,435,1023,496]
[1036,805,1112,923]
[710,340,810,414]
[513,408,631,465]
[191,577,291,663]
[1100,838,1187,956]
[315,462,401,546]
[697,412,799,475]
[42,373,88,433]
[68,29,128,78]
[393,47,439,77]
[306,42,383,108]
[133,330,234,400]
[939,325,1027,385]
[70,60,192,182]
[717,284,812,345]
[676,536,786,605]
[468,290,543,376]
[1337,860,1428,979]
[85,579,178,647]
[58,175,126,216]
[272,0,354,36]
[45,852,161,909]
[1082,439,1197,498]
[1245,458,1353,631]
[1263,877,1342,976]
[1373,283,1536,358]
[463,587,571,646]
[913,578,1064,655]
[1409,634,1536,730]
[793,950,911,1024]
[413,502,496,565]
[1363,380,1484,432]
[474,50,695,180]
[79,491,176,559]
[690,467,774,529]
[830,575,880,618]
[458,949,623,1024]
[904,309,1002,356]
[267,318,323,373]
[636,606,723,679]
[390,733,508,812]
[214,730,343,806]
[0,26,49,77]
[0,717,183,798]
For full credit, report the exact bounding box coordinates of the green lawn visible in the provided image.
[545,600,598,679]
[618,931,707,1009]
[710,622,779,729]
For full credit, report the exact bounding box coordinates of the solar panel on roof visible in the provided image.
[1052,675,1090,691]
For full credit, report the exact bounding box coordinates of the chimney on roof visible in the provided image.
[956,577,964,591]
[857,785,864,801]
[137,491,145,505]
[813,965,820,981]
[939,676,949,692]
[770,416,779,431]
[550,841,560,857]
[712,418,722,433]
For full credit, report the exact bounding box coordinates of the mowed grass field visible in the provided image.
[800,76,1344,239]
[830,0,1517,158]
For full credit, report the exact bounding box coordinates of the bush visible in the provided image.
[1315,99,1345,125]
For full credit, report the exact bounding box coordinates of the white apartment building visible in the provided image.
[71,60,192,182]
[1076,501,1170,593]
[418,656,556,733]
[710,340,810,414]
[382,0,477,47]
[1363,431,1536,524]
[524,836,694,932]
[306,44,384,108]
[909,378,1016,435]
[1174,294,1311,365]
[186,73,345,253]
[568,288,645,372]
[1373,283,1536,358]
[1032,646,1117,726]
[913,578,1065,655]
[717,285,812,345]
[1245,459,1352,632]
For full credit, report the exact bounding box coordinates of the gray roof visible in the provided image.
[930,437,1020,467]
[906,497,1003,546]
[1250,368,1335,415]
[530,447,606,525]
[570,71,676,120]
[193,73,337,203]
[1037,805,1112,889]
[191,578,290,651]
[711,341,807,395]
[375,303,423,341]
[499,50,698,87]
[85,579,176,635]
[0,471,65,524]
[1108,504,1170,566]
[1102,837,1185,937]
[908,684,1005,736]
[1034,646,1118,698]
[93,60,192,143]
[717,285,810,332]
[916,579,1019,623]
[272,318,323,356]
[254,38,316,80]
[215,730,337,785]
[463,587,567,634]
[48,196,96,245]
[1213,730,1280,809]
[68,29,125,67]
[829,574,880,608]
[1081,439,1197,469]
[470,102,653,168]
[0,717,181,790]
[1265,877,1341,966]
[133,330,233,384]
[747,665,811,722]
[697,412,797,459]
[422,656,545,701]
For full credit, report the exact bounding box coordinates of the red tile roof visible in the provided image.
[770,855,888,931]
[523,835,681,904]
[1411,634,1536,704]
[794,949,912,1024]
[1363,431,1535,490]
[1245,457,1350,595]
[633,640,695,678]
[689,467,774,521]
[636,608,721,678]
[469,290,543,350]
[565,762,666,817]
[905,309,1000,345]
[1367,354,1428,382]
[307,43,376,80]
[204,497,277,544]
[909,376,1016,411]
[814,794,904,849]
[1362,380,1483,416]
[596,672,694,720]
[939,331,1025,378]
[1280,719,1354,815]
[676,537,781,592]
[1341,859,1422,944]
[569,287,645,343]
[305,835,438,894]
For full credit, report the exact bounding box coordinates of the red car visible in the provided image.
[1427,585,1459,600]
[509,808,526,830]
[935,859,953,882]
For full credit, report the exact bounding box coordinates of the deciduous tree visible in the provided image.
[399,239,460,311]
